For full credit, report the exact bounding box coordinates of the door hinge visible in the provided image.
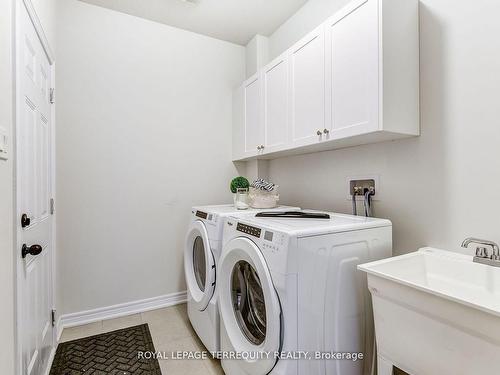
[50,198,55,215]
[51,309,56,327]
[49,88,55,104]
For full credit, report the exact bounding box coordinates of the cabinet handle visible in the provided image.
[257,146,261,150]
[316,130,322,136]
[260,145,265,150]
[323,128,330,134]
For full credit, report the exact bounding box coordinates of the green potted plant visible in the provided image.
[230,176,250,209]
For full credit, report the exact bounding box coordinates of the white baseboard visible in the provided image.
[43,347,57,375]
[57,291,187,341]
[56,316,64,342]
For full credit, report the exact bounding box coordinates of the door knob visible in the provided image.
[316,130,322,136]
[22,244,43,259]
[21,213,31,228]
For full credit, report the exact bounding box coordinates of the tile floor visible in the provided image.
[59,303,223,375]
[59,305,408,375]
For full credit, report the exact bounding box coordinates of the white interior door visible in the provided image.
[17,4,55,375]
[289,25,326,147]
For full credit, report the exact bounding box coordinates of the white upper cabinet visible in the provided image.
[232,0,419,161]
[243,73,263,157]
[325,0,379,139]
[289,25,326,147]
[263,53,289,153]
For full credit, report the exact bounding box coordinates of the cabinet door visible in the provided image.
[325,0,379,139]
[263,54,289,153]
[244,74,263,156]
[289,25,326,147]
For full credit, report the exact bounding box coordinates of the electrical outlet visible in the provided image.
[0,127,8,161]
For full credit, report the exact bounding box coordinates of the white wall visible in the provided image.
[56,0,245,315]
[266,0,500,255]
[245,35,269,78]
[31,0,58,49]
[0,1,15,373]
[268,0,351,60]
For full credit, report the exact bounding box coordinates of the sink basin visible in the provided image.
[358,247,500,375]
[360,247,500,316]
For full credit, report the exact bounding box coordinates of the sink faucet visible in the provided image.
[461,237,500,267]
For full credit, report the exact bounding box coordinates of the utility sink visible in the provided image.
[358,247,500,375]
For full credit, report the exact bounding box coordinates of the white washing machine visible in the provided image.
[184,205,300,353]
[218,211,392,375]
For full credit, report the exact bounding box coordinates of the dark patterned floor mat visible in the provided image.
[50,323,162,375]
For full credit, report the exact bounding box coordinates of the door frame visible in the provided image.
[14,1,56,374]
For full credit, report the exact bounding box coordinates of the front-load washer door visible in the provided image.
[184,220,216,311]
[219,237,281,375]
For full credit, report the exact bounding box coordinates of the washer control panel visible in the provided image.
[236,223,261,238]
[262,231,287,254]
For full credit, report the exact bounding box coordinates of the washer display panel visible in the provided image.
[232,260,266,345]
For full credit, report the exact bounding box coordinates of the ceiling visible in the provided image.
[78,0,309,45]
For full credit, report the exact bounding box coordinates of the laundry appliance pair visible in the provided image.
[185,205,392,375]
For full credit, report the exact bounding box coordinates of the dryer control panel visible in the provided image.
[195,210,208,219]
[193,210,215,223]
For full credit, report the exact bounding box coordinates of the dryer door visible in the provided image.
[184,220,216,311]
[219,237,281,375]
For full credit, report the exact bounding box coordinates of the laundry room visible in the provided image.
[1,0,499,374]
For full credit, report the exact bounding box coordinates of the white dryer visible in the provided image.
[218,211,392,375]
[184,205,300,353]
